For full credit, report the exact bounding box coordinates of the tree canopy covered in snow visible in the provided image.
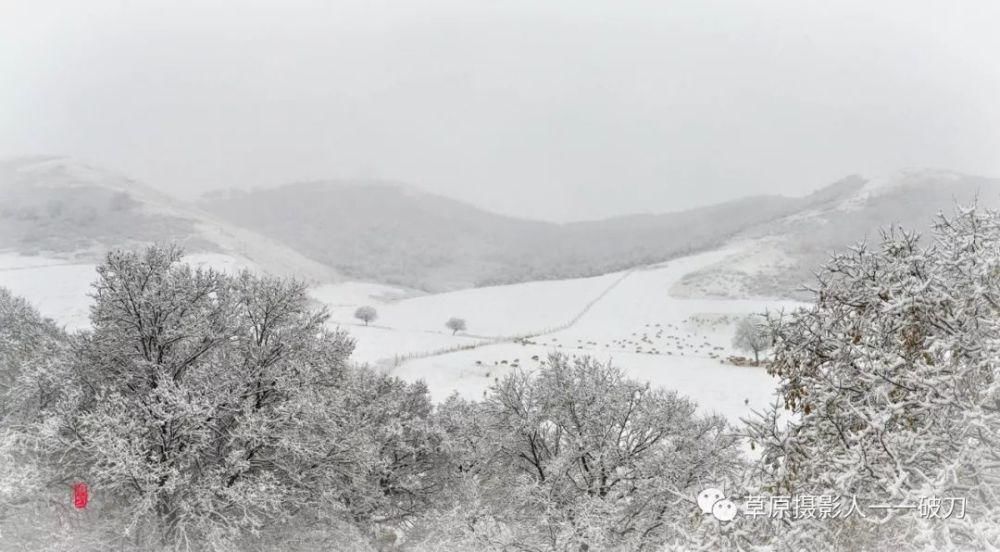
[0,246,442,550]
[408,353,743,551]
[743,206,1000,550]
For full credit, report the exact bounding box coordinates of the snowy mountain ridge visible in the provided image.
[3,155,999,299]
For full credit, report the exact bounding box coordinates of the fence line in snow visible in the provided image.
[382,268,637,368]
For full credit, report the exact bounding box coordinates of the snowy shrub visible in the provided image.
[743,206,1000,551]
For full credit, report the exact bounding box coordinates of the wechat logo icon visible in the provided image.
[698,488,738,522]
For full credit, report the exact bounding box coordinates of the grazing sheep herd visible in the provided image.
[472,314,754,372]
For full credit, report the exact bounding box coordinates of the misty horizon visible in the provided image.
[3,0,1000,221]
[3,154,992,225]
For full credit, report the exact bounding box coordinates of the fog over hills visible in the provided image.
[3,155,999,297]
[200,182,807,291]
[200,170,1000,294]
[0,155,205,254]
[0,156,340,281]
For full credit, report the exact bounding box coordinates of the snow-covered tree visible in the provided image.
[445,317,466,335]
[732,315,769,364]
[0,288,77,546]
[10,245,442,550]
[0,287,68,421]
[744,207,1000,551]
[354,305,377,326]
[425,353,743,551]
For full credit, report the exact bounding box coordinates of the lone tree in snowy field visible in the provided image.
[732,315,769,364]
[354,305,378,326]
[445,317,466,335]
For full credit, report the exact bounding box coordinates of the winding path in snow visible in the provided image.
[381,246,753,366]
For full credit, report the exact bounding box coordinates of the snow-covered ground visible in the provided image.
[670,238,798,299]
[391,248,801,421]
[0,252,97,330]
[309,270,628,365]
[312,245,804,423]
[314,271,624,337]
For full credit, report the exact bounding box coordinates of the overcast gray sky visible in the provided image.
[2,0,998,221]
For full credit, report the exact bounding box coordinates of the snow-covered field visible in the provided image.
[310,270,628,362]
[1,243,804,423]
[0,253,97,330]
[318,271,624,337]
[312,245,805,422]
[0,251,274,330]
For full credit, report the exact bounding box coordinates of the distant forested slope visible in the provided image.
[200,181,832,291]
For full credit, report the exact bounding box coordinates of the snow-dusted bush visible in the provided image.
[744,207,1000,551]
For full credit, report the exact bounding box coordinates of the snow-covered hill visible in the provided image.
[10,157,995,301]
[0,156,340,283]
[199,180,806,291]
[676,170,1000,299]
